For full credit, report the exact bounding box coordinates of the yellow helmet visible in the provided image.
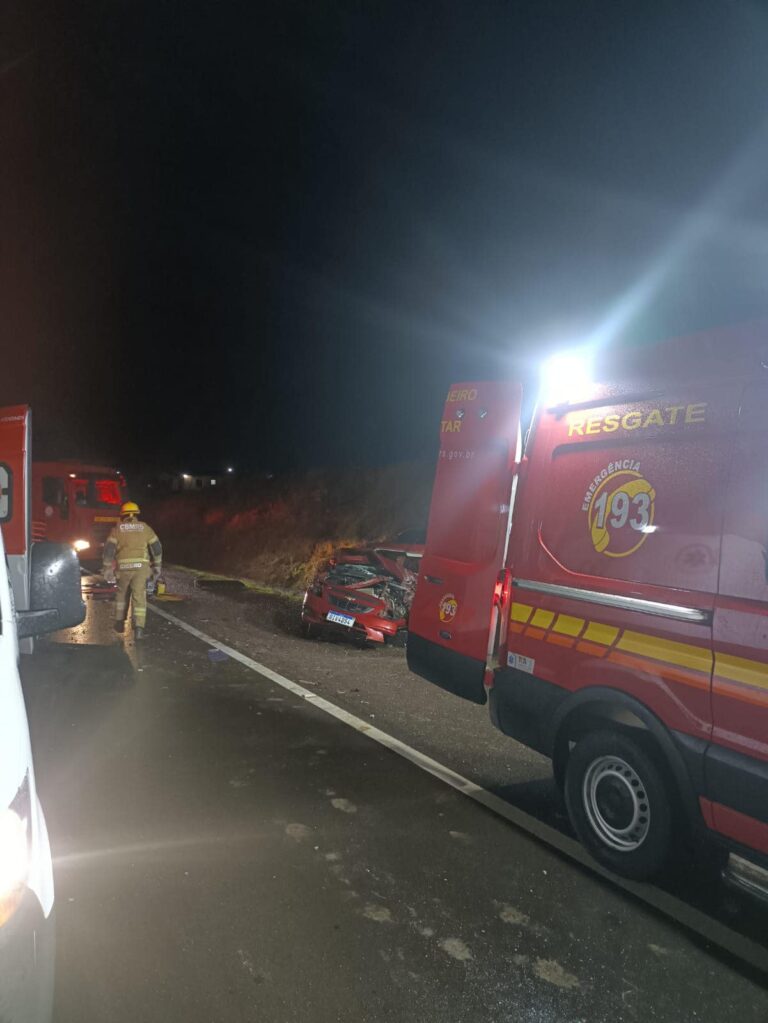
[120,501,140,516]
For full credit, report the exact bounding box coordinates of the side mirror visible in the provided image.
[16,542,86,639]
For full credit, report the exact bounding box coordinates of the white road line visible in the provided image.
[149,602,768,975]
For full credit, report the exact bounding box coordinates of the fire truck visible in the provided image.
[407,325,768,881]
[31,462,126,560]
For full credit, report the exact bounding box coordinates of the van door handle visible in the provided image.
[425,575,443,585]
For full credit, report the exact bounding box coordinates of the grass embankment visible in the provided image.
[144,463,432,593]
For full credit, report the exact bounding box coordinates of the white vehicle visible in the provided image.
[0,405,85,1021]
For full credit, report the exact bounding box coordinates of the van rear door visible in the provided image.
[407,382,522,703]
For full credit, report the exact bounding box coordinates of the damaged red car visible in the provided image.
[301,545,422,646]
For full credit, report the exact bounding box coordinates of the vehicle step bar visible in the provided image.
[513,579,712,624]
[723,855,768,904]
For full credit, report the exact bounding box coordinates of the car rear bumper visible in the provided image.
[301,605,400,643]
[0,891,55,1023]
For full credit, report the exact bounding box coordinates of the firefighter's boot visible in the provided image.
[134,626,145,641]
[114,621,125,634]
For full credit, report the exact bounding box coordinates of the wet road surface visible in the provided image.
[148,570,768,943]
[21,582,768,1021]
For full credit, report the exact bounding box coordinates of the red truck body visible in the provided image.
[408,325,768,877]
[31,462,126,560]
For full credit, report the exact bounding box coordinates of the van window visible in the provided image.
[537,394,733,593]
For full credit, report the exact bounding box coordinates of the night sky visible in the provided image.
[2,2,768,474]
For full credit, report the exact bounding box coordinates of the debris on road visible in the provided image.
[196,577,246,592]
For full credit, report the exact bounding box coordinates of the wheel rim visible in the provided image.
[582,755,650,852]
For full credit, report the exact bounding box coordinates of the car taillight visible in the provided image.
[493,568,511,608]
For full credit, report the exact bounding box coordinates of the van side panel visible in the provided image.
[710,382,768,847]
[502,595,714,740]
[500,381,741,772]
[514,384,738,595]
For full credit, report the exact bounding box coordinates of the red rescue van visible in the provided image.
[31,462,126,560]
[408,325,768,879]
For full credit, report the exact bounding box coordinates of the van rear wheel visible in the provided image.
[564,730,674,880]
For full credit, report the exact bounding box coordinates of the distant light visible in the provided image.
[210,479,216,486]
[226,467,234,473]
[540,351,593,407]
[73,539,91,552]
[182,473,191,480]
[69,473,76,478]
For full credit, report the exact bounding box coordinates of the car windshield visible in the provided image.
[327,562,393,587]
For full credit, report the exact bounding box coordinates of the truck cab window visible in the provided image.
[42,477,62,505]
[73,479,88,506]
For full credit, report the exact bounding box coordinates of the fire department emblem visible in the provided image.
[584,462,656,558]
[439,593,458,622]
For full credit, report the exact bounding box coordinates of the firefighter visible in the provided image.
[102,501,162,640]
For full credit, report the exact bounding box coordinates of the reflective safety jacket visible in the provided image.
[103,519,163,573]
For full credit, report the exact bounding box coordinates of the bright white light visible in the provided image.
[69,473,77,478]
[0,808,28,900]
[540,351,592,407]
[226,467,234,473]
[182,473,191,480]
[73,539,91,552]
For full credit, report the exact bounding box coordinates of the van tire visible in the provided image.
[564,730,674,880]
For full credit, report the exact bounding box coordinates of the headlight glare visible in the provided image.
[0,775,31,927]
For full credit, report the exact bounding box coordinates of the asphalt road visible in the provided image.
[19,575,768,1022]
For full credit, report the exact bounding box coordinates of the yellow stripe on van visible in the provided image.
[530,608,555,629]
[510,602,534,624]
[715,653,768,692]
[582,622,619,646]
[616,630,711,674]
[552,614,584,637]
[509,601,768,698]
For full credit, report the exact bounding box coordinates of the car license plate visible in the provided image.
[327,611,355,628]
